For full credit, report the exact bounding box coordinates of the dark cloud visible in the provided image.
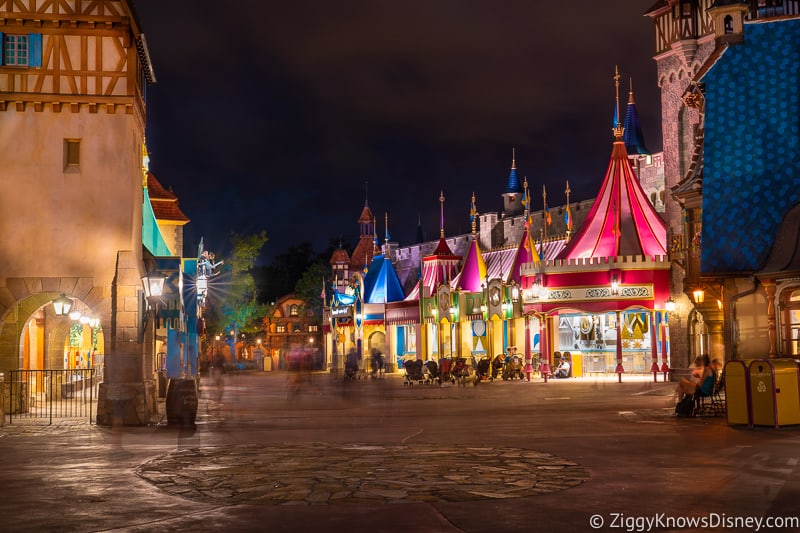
[136,1,661,263]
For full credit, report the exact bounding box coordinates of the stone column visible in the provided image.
[96,251,156,426]
[764,280,777,358]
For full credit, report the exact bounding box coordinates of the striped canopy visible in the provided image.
[558,140,666,260]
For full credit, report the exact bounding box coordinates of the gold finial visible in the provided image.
[439,190,445,238]
[565,180,573,242]
[384,212,390,255]
[613,65,625,140]
[628,77,635,104]
[470,192,478,235]
[511,147,516,170]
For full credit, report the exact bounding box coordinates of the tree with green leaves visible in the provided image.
[205,231,268,357]
[293,260,329,320]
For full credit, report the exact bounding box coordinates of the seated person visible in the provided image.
[676,355,715,398]
[553,356,571,378]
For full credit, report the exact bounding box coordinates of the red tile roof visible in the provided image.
[147,172,190,223]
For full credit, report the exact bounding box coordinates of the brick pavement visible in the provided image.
[136,442,589,505]
[2,372,800,533]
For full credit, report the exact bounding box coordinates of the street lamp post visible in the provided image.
[141,269,166,397]
[144,268,197,428]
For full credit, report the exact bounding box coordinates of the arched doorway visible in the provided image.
[0,293,105,372]
[0,292,106,418]
[367,330,386,356]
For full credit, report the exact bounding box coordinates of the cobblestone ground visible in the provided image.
[136,443,589,505]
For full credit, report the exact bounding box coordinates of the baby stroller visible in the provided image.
[423,360,440,384]
[439,358,455,384]
[344,350,360,381]
[452,357,470,386]
[474,355,492,384]
[403,359,425,386]
[502,354,525,381]
[491,354,506,379]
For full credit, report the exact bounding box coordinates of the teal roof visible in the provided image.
[142,187,173,257]
[701,18,800,272]
[363,254,406,303]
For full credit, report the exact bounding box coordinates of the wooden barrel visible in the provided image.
[165,378,198,428]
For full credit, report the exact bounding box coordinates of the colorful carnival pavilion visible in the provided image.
[520,71,671,379]
[322,71,671,379]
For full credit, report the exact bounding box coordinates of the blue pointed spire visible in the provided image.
[505,148,522,194]
[622,78,650,155]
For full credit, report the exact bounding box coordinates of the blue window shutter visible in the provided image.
[28,33,42,67]
[0,32,4,65]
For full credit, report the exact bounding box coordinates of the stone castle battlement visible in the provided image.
[520,254,670,276]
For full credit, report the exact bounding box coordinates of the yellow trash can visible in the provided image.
[570,352,583,378]
[748,359,800,428]
[724,360,752,426]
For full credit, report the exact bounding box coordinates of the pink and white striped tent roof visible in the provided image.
[557,140,666,260]
[405,237,461,301]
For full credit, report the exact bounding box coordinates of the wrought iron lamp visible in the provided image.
[692,287,705,304]
[52,293,73,316]
[142,269,166,302]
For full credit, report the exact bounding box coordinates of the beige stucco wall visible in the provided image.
[0,107,143,281]
[0,105,146,378]
[158,222,185,259]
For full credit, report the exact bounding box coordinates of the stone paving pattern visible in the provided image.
[136,443,588,505]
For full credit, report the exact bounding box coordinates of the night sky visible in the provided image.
[135,1,661,264]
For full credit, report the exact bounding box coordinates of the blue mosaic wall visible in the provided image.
[702,19,800,273]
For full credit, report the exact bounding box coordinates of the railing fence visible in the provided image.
[1,369,99,425]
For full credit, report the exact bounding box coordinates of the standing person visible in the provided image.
[523,350,534,382]
[210,352,225,402]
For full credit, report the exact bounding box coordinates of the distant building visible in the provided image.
[263,294,323,370]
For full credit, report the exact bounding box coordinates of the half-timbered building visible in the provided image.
[0,0,162,424]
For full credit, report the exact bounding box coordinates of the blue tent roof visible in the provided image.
[506,165,522,194]
[700,18,800,272]
[362,254,406,303]
[622,96,650,155]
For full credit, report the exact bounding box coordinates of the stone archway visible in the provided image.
[0,277,108,372]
